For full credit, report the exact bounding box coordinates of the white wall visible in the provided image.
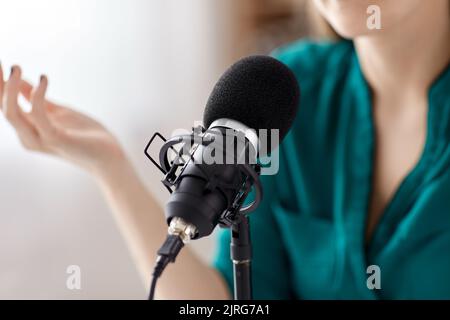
[0,0,222,299]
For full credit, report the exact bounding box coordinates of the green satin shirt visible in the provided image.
[212,40,450,299]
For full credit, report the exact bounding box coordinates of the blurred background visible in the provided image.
[0,0,312,299]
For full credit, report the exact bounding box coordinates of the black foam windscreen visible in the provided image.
[203,55,300,146]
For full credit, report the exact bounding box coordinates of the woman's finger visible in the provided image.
[19,78,33,101]
[3,66,42,150]
[4,66,23,122]
[30,75,55,136]
[20,78,59,112]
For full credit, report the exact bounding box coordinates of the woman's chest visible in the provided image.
[274,172,450,299]
[367,97,429,241]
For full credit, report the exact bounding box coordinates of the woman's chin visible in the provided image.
[329,20,380,39]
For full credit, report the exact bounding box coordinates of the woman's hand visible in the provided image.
[0,64,124,177]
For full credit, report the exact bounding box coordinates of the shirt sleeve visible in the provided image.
[211,172,293,299]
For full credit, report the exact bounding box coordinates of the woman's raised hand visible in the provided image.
[0,64,125,177]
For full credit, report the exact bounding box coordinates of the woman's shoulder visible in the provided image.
[272,39,354,80]
[272,39,358,133]
[272,38,354,66]
[270,40,362,196]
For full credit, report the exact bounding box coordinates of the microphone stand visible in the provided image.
[230,215,252,300]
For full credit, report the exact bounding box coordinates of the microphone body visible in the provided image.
[165,119,258,240]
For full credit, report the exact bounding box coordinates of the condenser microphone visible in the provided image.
[203,55,300,147]
[147,55,300,300]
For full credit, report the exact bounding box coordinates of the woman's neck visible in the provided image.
[354,2,450,99]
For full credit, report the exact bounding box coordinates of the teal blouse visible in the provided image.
[212,40,450,299]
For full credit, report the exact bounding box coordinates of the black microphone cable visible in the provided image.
[148,234,185,300]
[148,217,197,300]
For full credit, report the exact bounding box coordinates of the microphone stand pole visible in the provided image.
[230,215,252,300]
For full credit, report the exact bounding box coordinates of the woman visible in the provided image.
[1,0,449,299]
